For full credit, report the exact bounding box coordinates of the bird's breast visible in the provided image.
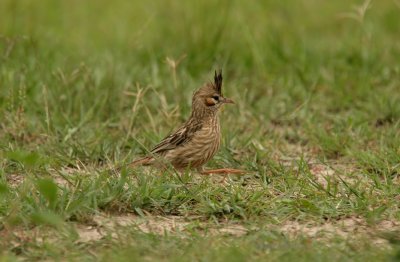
[165,118,221,169]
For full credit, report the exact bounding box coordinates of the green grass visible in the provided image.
[1,0,400,261]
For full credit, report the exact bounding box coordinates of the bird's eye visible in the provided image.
[212,95,220,101]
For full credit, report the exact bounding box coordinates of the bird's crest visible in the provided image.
[214,69,223,95]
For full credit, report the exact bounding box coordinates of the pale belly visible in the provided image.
[164,126,221,169]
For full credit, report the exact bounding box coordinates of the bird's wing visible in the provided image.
[150,121,203,154]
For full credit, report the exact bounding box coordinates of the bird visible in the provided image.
[129,70,242,174]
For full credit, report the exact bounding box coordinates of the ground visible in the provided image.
[1,0,400,261]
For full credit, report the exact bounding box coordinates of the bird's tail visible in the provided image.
[106,156,154,174]
[128,156,154,168]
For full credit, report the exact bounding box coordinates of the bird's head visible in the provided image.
[191,70,234,117]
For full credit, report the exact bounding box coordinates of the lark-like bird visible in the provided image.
[130,70,242,174]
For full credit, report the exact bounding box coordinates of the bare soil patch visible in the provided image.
[73,213,248,242]
[71,213,400,248]
[279,216,400,247]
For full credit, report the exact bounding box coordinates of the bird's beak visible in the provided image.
[222,97,235,104]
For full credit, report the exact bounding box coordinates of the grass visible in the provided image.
[1,0,400,261]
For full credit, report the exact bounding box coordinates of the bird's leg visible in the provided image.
[198,167,228,183]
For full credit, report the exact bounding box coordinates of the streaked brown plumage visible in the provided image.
[130,70,234,172]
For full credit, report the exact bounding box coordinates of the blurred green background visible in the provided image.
[1,0,399,163]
